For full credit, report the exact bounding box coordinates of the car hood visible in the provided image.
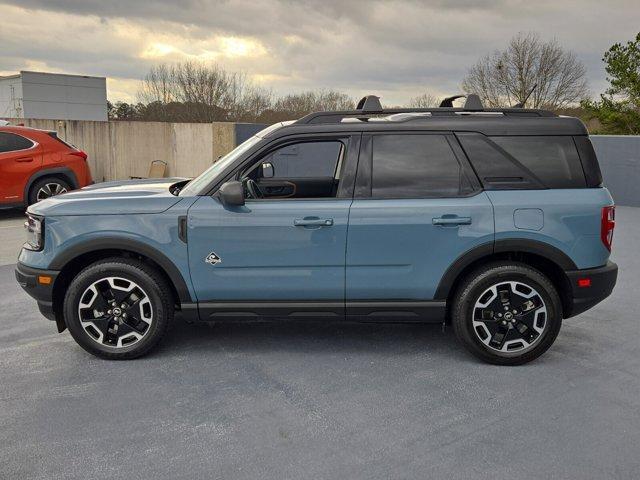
[28,178,191,216]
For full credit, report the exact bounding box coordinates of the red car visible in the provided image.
[0,125,92,208]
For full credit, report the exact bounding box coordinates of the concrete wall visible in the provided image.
[1,118,248,182]
[591,135,640,207]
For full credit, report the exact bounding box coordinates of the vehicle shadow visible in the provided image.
[154,315,470,361]
[0,208,26,220]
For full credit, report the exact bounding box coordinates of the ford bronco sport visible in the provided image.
[15,95,618,365]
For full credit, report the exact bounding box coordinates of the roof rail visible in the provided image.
[295,94,556,125]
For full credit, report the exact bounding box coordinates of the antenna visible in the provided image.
[512,84,538,108]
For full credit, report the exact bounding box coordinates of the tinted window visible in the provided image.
[263,141,342,178]
[372,134,471,198]
[491,136,586,188]
[457,133,542,190]
[0,132,34,153]
[573,136,602,187]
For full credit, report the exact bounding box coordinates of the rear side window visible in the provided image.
[372,134,473,198]
[573,136,603,187]
[0,132,34,153]
[457,133,587,189]
[490,136,586,188]
[47,131,77,150]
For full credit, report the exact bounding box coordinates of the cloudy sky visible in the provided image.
[1,0,639,105]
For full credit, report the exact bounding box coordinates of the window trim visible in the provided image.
[354,131,482,200]
[0,131,38,155]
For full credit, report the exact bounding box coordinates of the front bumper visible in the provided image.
[565,261,618,318]
[15,262,60,322]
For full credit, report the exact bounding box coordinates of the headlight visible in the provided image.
[23,214,44,251]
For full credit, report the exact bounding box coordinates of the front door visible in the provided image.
[346,133,495,320]
[187,134,360,320]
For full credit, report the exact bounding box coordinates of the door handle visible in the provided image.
[15,157,33,163]
[432,216,472,226]
[294,217,334,227]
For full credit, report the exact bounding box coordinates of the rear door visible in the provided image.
[345,132,494,320]
[0,131,42,204]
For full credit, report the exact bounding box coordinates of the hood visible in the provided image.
[29,178,191,216]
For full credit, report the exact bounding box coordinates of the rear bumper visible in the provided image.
[565,261,618,318]
[15,262,59,322]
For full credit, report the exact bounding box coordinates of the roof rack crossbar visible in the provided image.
[439,95,465,107]
[356,95,383,113]
[295,93,556,124]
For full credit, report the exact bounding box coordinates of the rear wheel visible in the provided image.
[452,262,562,365]
[28,177,71,204]
[63,258,173,359]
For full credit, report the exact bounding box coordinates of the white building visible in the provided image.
[0,71,107,121]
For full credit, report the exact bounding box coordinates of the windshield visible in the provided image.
[179,135,262,196]
[178,121,294,196]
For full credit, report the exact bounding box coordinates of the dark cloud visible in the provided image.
[0,0,639,103]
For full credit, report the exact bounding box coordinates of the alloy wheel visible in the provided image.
[77,277,153,348]
[471,281,548,353]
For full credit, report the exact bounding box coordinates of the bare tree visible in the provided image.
[138,61,271,122]
[462,32,589,109]
[408,92,439,108]
[136,62,356,123]
[273,90,355,117]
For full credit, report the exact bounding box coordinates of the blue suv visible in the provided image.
[15,95,618,364]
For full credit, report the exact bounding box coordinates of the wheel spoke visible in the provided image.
[489,325,511,350]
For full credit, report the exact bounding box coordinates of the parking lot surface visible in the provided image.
[1,207,639,480]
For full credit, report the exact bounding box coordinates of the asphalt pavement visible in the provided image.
[0,207,639,479]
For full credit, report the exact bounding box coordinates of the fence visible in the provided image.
[2,118,266,182]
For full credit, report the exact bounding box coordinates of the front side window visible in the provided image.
[372,134,472,198]
[0,132,34,153]
[242,140,346,199]
[262,142,343,179]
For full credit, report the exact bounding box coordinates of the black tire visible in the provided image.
[28,176,71,205]
[63,258,173,359]
[452,262,562,365]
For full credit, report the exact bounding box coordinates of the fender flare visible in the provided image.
[49,236,193,303]
[434,239,577,300]
[24,167,80,204]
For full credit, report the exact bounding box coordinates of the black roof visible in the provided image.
[266,95,589,137]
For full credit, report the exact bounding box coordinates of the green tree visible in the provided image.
[582,33,640,134]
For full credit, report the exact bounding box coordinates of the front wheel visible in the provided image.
[452,262,562,365]
[63,258,173,359]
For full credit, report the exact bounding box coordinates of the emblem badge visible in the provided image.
[205,252,222,265]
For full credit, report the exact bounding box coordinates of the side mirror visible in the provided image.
[261,162,274,179]
[218,180,245,206]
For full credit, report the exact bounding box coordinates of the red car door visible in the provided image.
[0,131,43,205]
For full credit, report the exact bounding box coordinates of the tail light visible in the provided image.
[601,205,615,251]
[69,150,88,160]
